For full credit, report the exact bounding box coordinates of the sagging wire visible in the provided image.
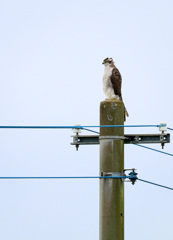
[133,143,173,157]
[138,178,173,191]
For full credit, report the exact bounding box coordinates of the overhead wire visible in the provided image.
[0,123,172,190]
[133,144,173,157]
[81,128,173,157]
[0,176,127,180]
[0,176,172,191]
[0,124,166,129]
[0,124,172,156]
[2,125,171,156]
[138,178,173,191]
[82,128,100,134]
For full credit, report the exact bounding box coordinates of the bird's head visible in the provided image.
[102,57,114,66]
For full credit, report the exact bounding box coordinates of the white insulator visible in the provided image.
[159,123,167,132]
[73,124,82,134]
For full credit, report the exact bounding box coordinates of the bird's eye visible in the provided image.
[109,61,112,63]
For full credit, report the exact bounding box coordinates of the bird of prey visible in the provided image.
[102,57,129,120]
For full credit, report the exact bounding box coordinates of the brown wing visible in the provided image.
[111,67,129,119]
[111,67,122,101]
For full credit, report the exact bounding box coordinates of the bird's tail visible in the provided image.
[124,106,129,122]
[125,107,129,117]
[120,97,129,121]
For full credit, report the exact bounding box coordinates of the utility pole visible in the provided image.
[99,99,124,240]
[71,101,170,240]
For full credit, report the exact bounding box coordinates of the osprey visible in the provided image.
[102,57,129,120]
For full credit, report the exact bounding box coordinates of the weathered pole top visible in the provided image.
[100,100,124,136]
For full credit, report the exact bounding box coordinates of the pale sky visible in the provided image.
[0,1,173,239]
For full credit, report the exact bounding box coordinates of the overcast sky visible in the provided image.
[0,1,173,239]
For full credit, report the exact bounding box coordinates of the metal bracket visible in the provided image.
[101,172,123,177]
[159,123,168,149]
[71,133,170,150]
[100,171,126,182]
[100,170,138,185]
[99,136,128,141]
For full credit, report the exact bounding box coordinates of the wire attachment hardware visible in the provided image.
[159,123,167,149]
[123,168,138,185]
[73,124,82,151]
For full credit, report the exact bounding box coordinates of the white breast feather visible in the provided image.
[103,66,119,100]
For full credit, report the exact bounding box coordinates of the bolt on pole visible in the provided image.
[99,100,124,240]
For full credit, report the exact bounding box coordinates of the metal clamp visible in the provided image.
[159,123,167,149]
[99,136,127,141]
[123,169,138,185]
[101,172,123,177]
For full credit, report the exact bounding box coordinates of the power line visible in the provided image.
[168,127,173,131]
[77,126,173,156]
[0,176,172,191]
[73,128,173,156]
[1,124,172,156]
[0,124,166,129]
[138,178,173,191]
[134,143,173,157]
[82,128,100,134]
[0,176,128,180]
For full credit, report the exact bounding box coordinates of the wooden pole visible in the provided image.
[99,100,124,240]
